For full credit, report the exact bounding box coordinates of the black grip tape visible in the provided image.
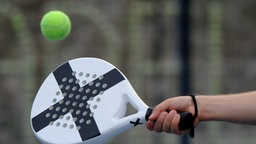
[145,107,153,121]
[178,112,194,137]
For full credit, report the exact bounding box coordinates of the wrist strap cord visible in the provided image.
[178,95,198,138]
[189,94,198,137]
[191,94,198,120]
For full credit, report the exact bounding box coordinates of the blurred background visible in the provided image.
[0,0,256,144]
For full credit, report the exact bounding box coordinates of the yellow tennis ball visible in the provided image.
[40,10,71,41]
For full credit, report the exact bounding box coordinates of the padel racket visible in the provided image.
[30,57,193,144]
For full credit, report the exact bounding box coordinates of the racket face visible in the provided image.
[30,58,149,144]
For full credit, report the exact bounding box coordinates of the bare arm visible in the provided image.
[199,91,256,124]
[146,91,256,134]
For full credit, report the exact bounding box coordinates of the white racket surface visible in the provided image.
[30,57,152,144]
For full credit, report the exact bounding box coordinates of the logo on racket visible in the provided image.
[130,118,142,127]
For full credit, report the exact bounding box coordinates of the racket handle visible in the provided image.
[145,108,194,137]
[145,107,153,121]
[178,111,194,137]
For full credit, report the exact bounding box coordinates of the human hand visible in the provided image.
[146,96,200,135]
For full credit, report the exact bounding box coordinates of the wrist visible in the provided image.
[195,95,208,122]
[196,95,221,122]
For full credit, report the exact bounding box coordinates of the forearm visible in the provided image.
[198,91,256,125]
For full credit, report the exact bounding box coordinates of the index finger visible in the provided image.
[149,99,174,121]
